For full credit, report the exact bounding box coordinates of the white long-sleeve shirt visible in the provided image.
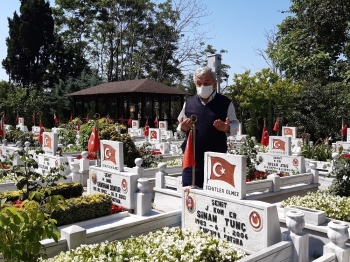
[176,91,240,136]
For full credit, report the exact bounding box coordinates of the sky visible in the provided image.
[0,0,292,84]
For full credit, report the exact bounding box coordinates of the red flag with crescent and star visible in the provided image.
[273,119,279,132]
[261,126,269,146]
[127,116,132,126]
[182,130,196,170]
[210,156,236,187]
[54,113,59,124]
[144,120,149,137]
[102,144,116,165]
[272,139,286,151]
[154,117,158,127]
[88,126,100,153]
[284,127,293,136]
[341,120,347,137]
[44,134,52,148]
[0,118,4,137]
[39,123,44,144]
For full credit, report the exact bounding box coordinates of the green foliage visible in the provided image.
[137,143,161,168]
[0,182,84,202]
[0,192,65,262]
[226,69,301,136]
[57,123,78,146]
[328,154,350,197]
[99,126,141,167]
[267,0,350,83]
[0,149,68,199]
[299,138,332,161]
[46,193,112,226]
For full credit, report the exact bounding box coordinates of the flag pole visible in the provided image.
[190,114,198,187]
[94,113,100,166]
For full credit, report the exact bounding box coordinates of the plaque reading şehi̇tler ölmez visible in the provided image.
[182,189,281,253]
[203,152,247,200]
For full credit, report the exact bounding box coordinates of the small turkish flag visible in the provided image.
[54,113,59,124]
[341,121,347,137]
[85,115,89,123]
[144,120,149,137]
[210,156,236,187]
[127,116,132,126]
[273,119,279,132]
[0,119,4,137]
[39,126,45,144]
[106,116,110,124]
[77,120,80,131]
[102,144,116,165]
[16,113,19,122]
[88,126,100,153]
[182,130,196,170]
[261,126,269,146]
[272,139,286,151]
[69,114,73,122]
[154,117,158,127]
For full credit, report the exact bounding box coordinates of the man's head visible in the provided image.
[193,66,217,99]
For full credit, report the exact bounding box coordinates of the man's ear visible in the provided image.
[213,81,217,89]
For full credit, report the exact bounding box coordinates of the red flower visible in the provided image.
[76,155,82,160]
[12,200,23,209]
[341,154,350,159]
[111,204,123,214]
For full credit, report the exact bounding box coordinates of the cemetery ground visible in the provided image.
[1,119,350,261]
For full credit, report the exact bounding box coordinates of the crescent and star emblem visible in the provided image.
[249,211,262,231]
[212,162,226,177]
[105,148,111,159]
[44,137,49,146]
[273,140,281,149]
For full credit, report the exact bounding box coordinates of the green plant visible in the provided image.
[299,138,332,161]
[57,126,78,146]
[0,149,68,200]
[0,191,65,262]
[328,154,350,197]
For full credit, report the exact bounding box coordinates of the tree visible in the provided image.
[2,0,55,91]
[226,68,300,137]
[266,0,350,84]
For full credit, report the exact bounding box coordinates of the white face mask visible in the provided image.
[197,85,213,99]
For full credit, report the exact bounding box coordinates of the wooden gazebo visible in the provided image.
[66,79,189,127]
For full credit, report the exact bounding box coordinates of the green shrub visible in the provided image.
[46,193,112,226]
[0,182,84,202]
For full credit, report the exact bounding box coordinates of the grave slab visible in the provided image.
[182,188,281,253]
[256,153,306,174]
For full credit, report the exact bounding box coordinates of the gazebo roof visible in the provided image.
[66,79,189,96]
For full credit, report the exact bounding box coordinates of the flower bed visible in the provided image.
[39,227,247,262]
[281,190,350,222]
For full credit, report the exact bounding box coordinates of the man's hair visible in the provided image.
[193,66,216,82]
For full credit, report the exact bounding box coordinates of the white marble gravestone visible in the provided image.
[148,128,161,143]
[42,132,58,155]
[203,152,246,200]
[131,120,140,129]
[256,153,306,174]
[158,121,168,130]
[100,140,124,171]
[89,140,139,210]
[282,126,297,138]
[183,152,281,253]
[268,136,292,156]
[16,117,28,132]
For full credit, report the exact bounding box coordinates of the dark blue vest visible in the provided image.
[181,93,230,162]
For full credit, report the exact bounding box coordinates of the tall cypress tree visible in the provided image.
[2,0,55,91]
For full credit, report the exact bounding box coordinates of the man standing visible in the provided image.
[177,66,240,188]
